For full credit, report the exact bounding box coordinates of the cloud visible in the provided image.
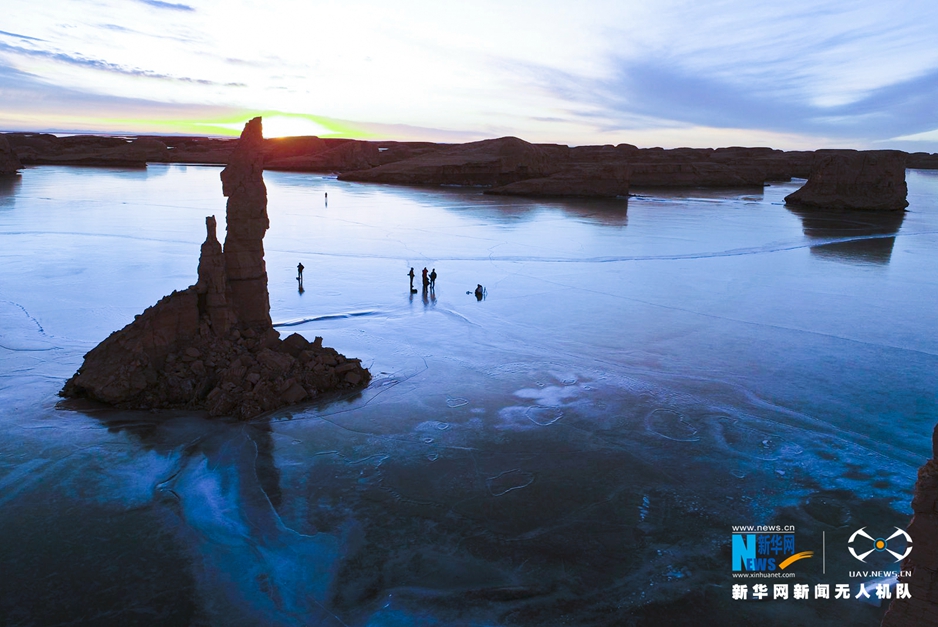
[0,40,243,87]
[0,64,229,121]
[134,0,195,12]
[0,30,44,42]
[515,55,938,146]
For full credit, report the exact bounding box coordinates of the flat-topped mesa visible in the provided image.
[881,423,938,627]
[0,134,23,175]
[221,117,271,328]
[61,117,370,419]
[785,150,909,211]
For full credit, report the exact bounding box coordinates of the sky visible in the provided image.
[1,0,937,150]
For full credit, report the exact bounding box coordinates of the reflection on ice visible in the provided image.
[786,204,906,264]
[0,175,21,208]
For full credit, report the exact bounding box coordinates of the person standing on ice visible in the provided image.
[297,262,304,288]
[429,268,437,289]
[422,267,429,291]
[407,267,415,291]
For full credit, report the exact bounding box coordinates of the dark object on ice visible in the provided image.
[429,268,437,289]
[422,267,429,291]
[297,262,304,289]
[881,422,938,627]
[60,117,370,419]
[407,267,415,290]
[785,150,909,211]
[474,284,485,301]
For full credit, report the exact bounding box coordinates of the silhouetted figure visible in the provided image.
[325,192,328,205]
[297,262,304,290]
[408,267,415,291]
[474,284,485,301]
[429,268,437,289]
[421,267,429,292]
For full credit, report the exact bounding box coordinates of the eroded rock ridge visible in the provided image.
[882,424,938,627]
[61,118,370,419]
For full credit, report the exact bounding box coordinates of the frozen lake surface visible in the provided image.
[1,165,936,625]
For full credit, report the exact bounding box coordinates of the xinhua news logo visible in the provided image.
[732,526,813,577]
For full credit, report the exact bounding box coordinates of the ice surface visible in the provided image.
[1,165,936,625]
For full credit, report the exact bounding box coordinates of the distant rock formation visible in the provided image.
[881,423,938,627]
[6,128,937,201]
[908,152,938,169]
[60,117,370,419]
[785,150,909,211]
[3,132,237,166]
[629,161,765,187]
[487,164,630,198]
[0,134,22,175]
[339,137,560,186]
[337,138,821,196]
[265,137,382,172]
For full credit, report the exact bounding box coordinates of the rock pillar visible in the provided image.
[195,215,234,334]
[220,117,271,328]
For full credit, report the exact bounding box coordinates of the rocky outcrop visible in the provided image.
[882,424,938,627]
[339,136,561,186]
[60,117,370,419]
[785,150,909,211]
[629,162,765,187]
[266,138,381,172]
[4,133,232,166]
[161,137,236,164]
[908,153,938,169]
[0,134,23,175]
[487,164,630,198]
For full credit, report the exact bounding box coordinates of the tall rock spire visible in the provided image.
[220,117,271,327]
